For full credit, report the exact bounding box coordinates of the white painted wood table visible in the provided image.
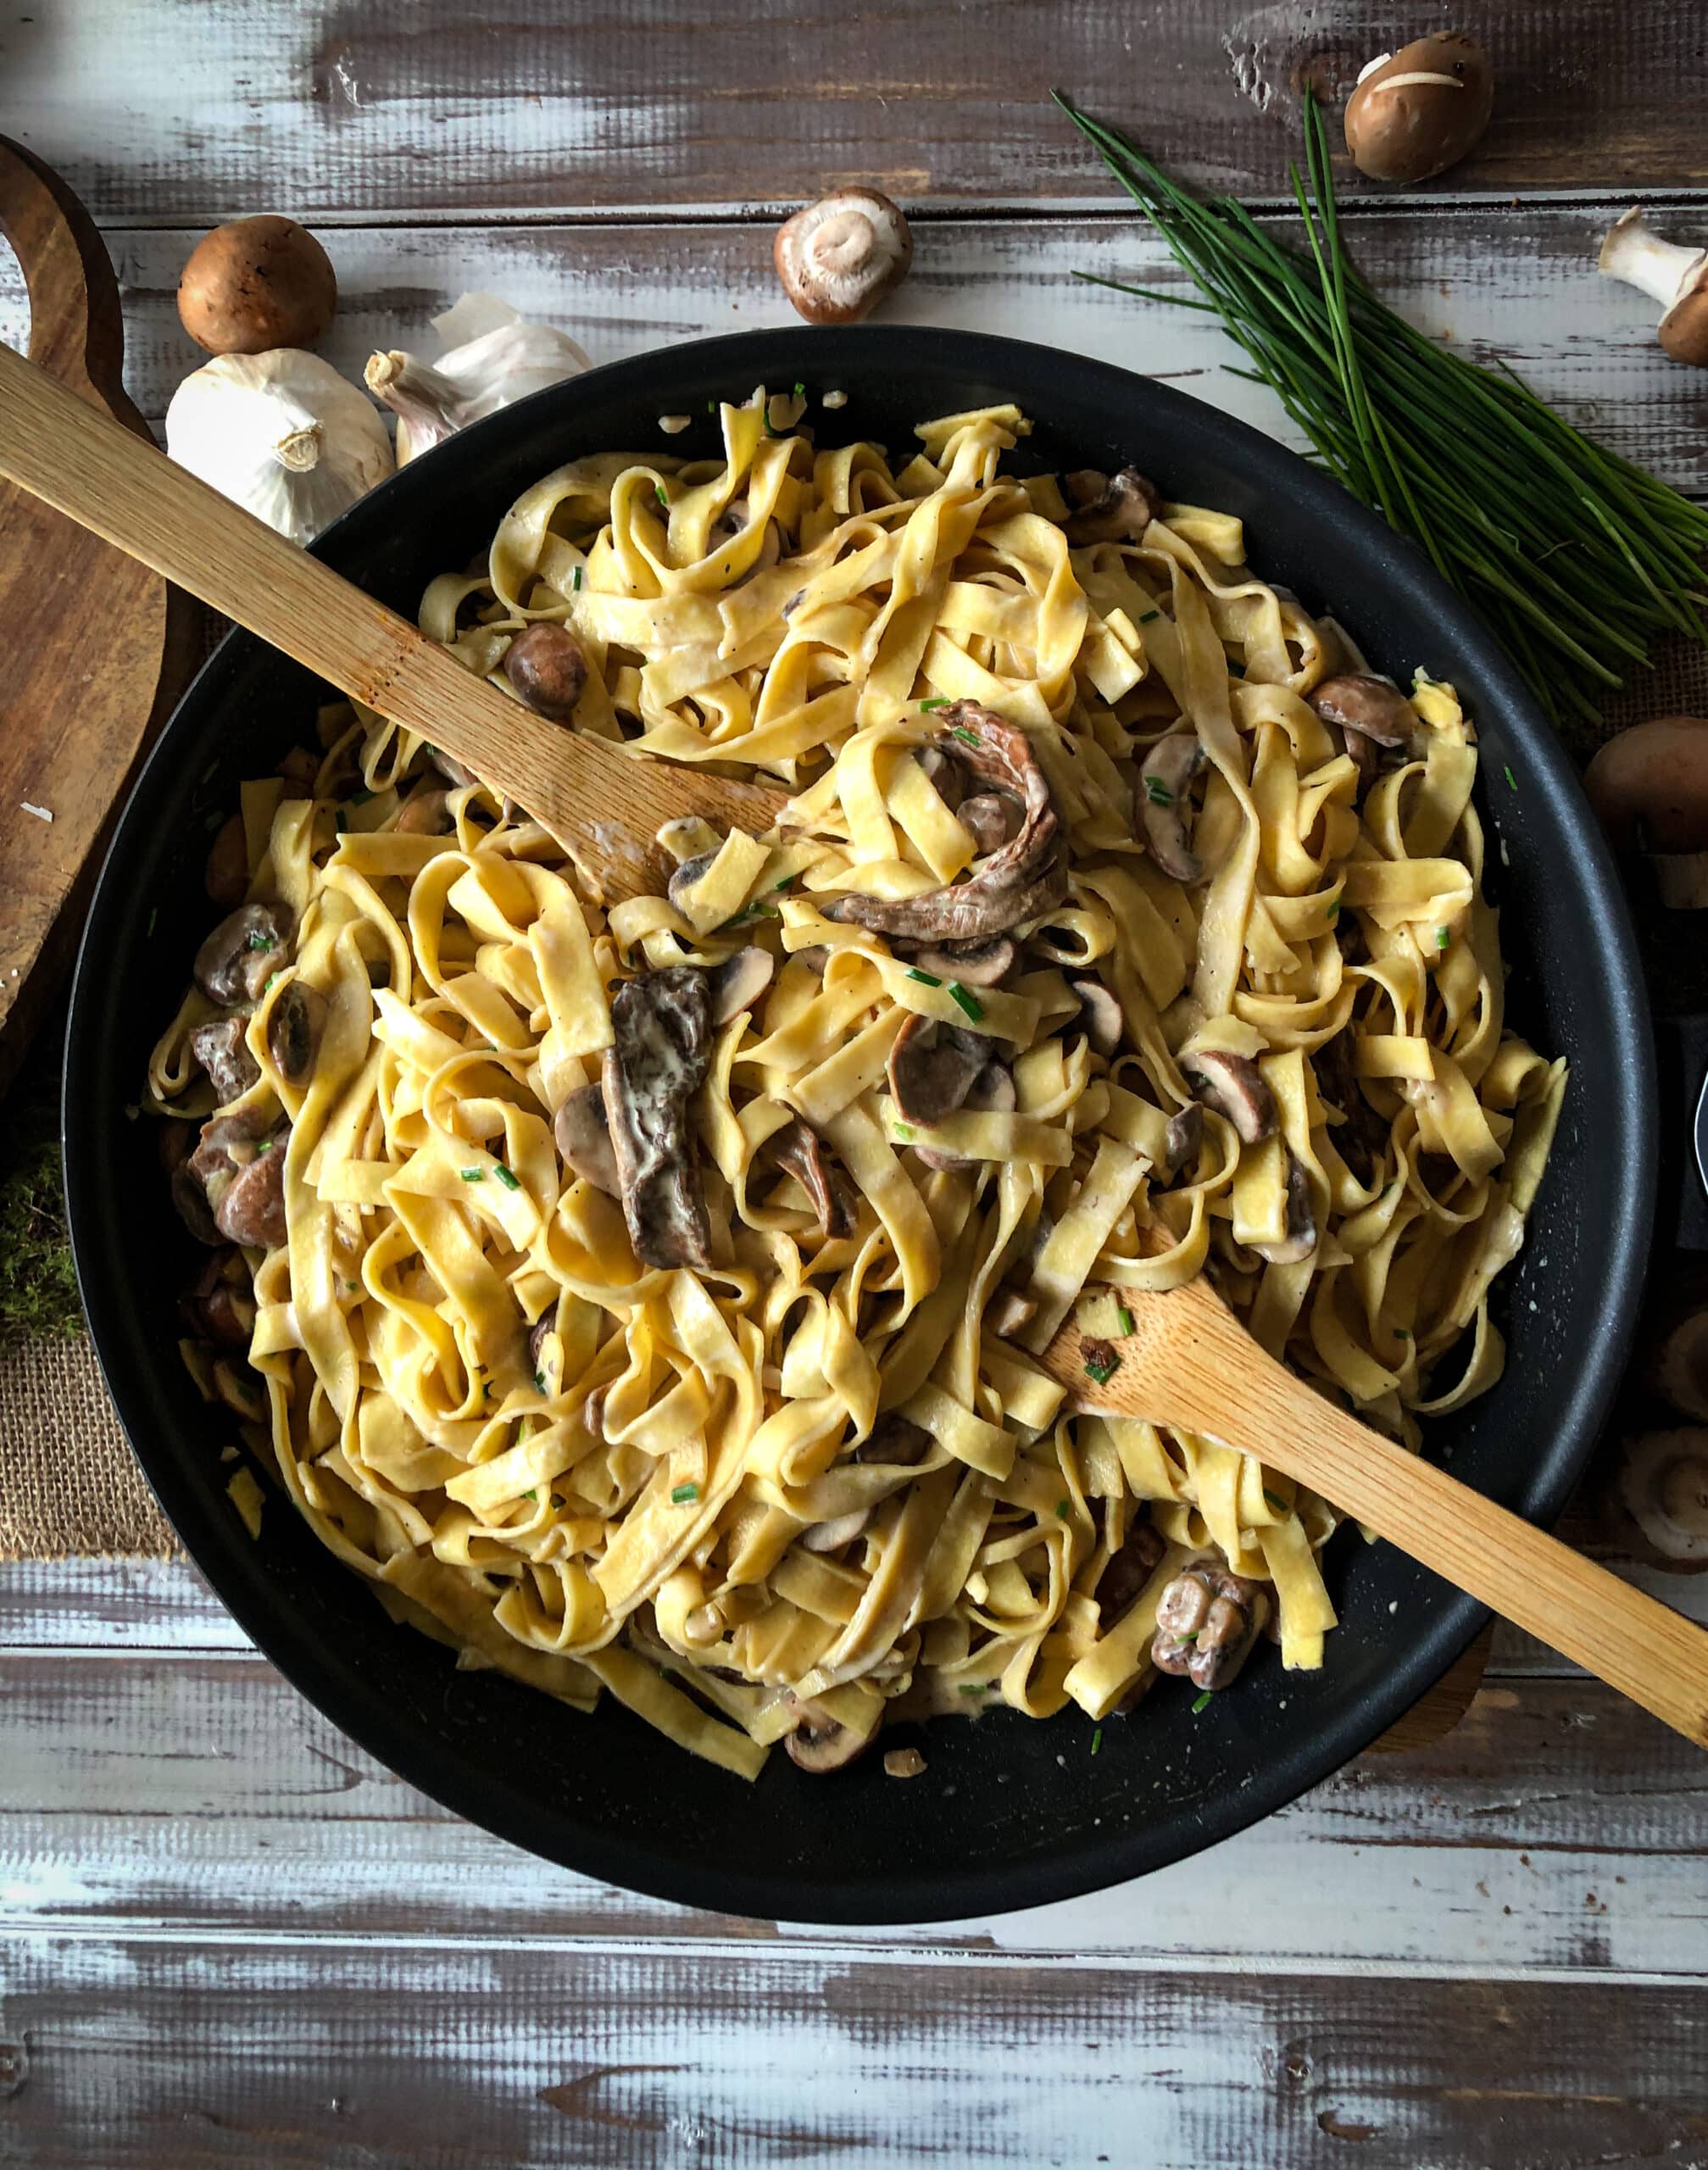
[3,5,1708,2162]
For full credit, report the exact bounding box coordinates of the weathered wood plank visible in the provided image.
[2,0,1705,225]
[1,1658,1701,1972]
[3,203,1702,497]
[3,1939,1705,2170]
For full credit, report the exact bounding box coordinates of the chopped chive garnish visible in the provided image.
[893,1123,915,1143]
[950,723,982,748]
[1178,1630,1199,1643]
[958,1683,988,1696]
[1192,1690,1213,1713]
[1504,765,1518,792]
[774,875,793,891]
[670,1482,700,1504]
[906,966,943,988]
[1055,1499,1070,1519]
[1394,1326,1410,1339]
[572,566,583,592]
[533,1369,547,1394]
[493,1165,521,1192]
[654,483,669,507]
[793,380,805,398]
[246,931,275,953]
[706,399,716,414]
[460,1168,484,1182]
[1116,1303,1135,1337]
[918,695,949,712]
[1264,1489,1287,1513]
[1144,776,1174,807]
[264,974,280,993]
[146,907,159,938]
[253,1138,272,1155]
[948,982,984,1022]
[523,1490,537,1502]
[1082,1338,1120,1386]
[1090,1727,1103,1755]
[1326,900,1340,922]
[1137,609,1161,625]
[1435,926,1450,950]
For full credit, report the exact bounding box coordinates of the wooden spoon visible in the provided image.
[0,341,788,901]
[1032,1272,1708,1750]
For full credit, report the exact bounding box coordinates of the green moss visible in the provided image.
[0,1066,82,1343]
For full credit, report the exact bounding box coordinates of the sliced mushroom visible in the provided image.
[266,981,326,1089]
[1063,467,1164,545]
[395,786,452,836]
[1310,674,1414,749]
[503,623,588,721]
[1182,1049,1277,1145]
[1607,1429,1708,1572]
[190,1018,260,1106]
[1249,1149,1318,1266]
[213,1133,289,1250]
[957,792,1025,856]
[179,1248,256,1348]
[887,1014,994,1126]
[276,744,320,796]
[552,1082,621,1196]
[799,1509,872,1555]
[1152,1564,1268,1690]
[204,814,248,908]
[193,902,294,1007]
[897,934,1015,988]
[915,743,965,810]
[823,703,1062,945]
[761,1116,856,1238]
[1069,977,1124,1059]
[915,1058,1015,1171]
[162,1122,223,1247]
[987,1287,1038,1340]
[783,1694,873,1772]
[1162,1101,1204,1179]
[708,946,776,1025]
[774,189,913,325]
[428,747,478,792]
[1140,733,1209,882]
[1094,1515,1165,1627]
[603,967,715,1269]
[666,850,720,918]
[860,1414,932,1467]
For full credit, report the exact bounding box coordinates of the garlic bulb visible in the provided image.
[365,292,592,464]
[165,348,392,545]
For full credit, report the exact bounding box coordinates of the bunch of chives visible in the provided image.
[1054,89,1708,735]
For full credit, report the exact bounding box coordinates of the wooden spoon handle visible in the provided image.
[1091,1294,1708,1750]
[0,342,786,899]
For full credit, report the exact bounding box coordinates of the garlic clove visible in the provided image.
[365,294,592,465]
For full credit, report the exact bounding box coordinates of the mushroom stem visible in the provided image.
[1599,209,1705,309]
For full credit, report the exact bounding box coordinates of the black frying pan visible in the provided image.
[63,329,1656,1924]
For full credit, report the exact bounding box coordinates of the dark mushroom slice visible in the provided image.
[1063,466,1165,545]
[1249,1149,1318,1266]
[503,623,588,722]
[821,703,1062,945]
[761,1116,856,1238]
[915,743,965,810]
[602,967,715,1270]
[1094,1514,1166,1628]
[553,1082,621,1197]
[1313,1032,1385,1183]
[799,1508,872,1554]
[1140,734,1209,883]
[708,947,776,1026]
[180,1247,257,1349]
[887,1014,995,1127]
[957,791,1025,857]
[1162,1101,1204,1179]
[190,1018,260,1106]
[987,1286,1038,1339]
[1182,1049,1277,1146]
[1151,1565,1269,1689]
[395,786,452,836]
[193,902,295,1007]
[783,1695,873,1773]
[276,745,320,795]
[860,1414,932,1468]
[266,981,326,1090]
[428,747,479,792]
[666,849,720,919]
[204,814,249,908]
[915,1058,1015,1171]
[1069,978,1124,1059]
[896,934,1015,988]
[164,1119,225,1247]
[213,1132,289,1250]
[1310,674,1414,750]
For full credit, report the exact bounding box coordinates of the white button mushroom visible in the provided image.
[1598,209,1708,368]
[774,190,913,324]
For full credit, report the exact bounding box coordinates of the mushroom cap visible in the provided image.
[1609,1429,1708,1571]
[1182,1047,1278,1145]
[1310,673,1415,748]
[773,190,913,326]
[503,622,588,722]
[1585,715,1708,853]
[178,215,337,356]
[1660,280,1708,366]
[1344,33,1494,185]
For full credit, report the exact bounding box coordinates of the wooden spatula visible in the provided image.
[0,341,788,901]
[1031,1271,1708,1750]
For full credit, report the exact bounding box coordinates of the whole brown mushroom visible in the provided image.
[178,216,337,356]
[775,190,913,325]
[1598,209,1708,369]
[1344,33,1494,186]
[1585,715,1708,907]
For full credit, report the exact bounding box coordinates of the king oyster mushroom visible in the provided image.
[1062,467,1164,545]
[1344,33,1494,186]
[1182,1049,1277,1145]
[602,967,715,1270]
[1599,209,1708,370]
[823,702,1063,944]
[774,190,913,325]
[759,1116,856,1239]
[1139,732,1209,882]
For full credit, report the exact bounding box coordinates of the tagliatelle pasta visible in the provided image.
[150,392,1564,1774]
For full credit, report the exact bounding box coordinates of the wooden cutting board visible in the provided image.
[0,138,194,1093]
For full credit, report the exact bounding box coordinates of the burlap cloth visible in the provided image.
[3,628,1704,1562]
